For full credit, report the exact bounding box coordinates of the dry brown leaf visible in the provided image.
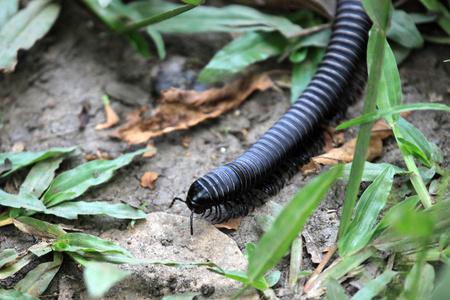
[214,218,241,230]
[84,150,114,161]
[110,73,274,144]
[143,140,158,158]
[10,142,26,152]
[96,103,120,130]
[141,172,158,190]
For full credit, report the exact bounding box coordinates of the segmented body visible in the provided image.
[179,0,371,232]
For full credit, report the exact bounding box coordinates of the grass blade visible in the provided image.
[351,270,397,300]
[52,233,133,257]
[41,148,153,207]
[84,262,131,298]
[247,165,343,283]
[0,249,17,269]
[14,252,63,297]
[0,252,34,279]
[14,216,66,238]
[0,289,39,300]
[0,146,77,178]
[198,31,287,83]
[0,0,61,72]
[44,200,147,219]
[338,166,395,257]
[361,0,393,31]
[341,162,405,182]
[387,10,424,49]
[326,278,347,300]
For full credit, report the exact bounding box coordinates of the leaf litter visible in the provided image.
[110,72,274,144]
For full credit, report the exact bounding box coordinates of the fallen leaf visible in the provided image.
[214,218,241,230]
[110,73,274,144]
[10,142,26,152]
[141,172,158,190]
[84,150,114,161]
[96,98,120,130]
[143,140,157,158]
[302,230,322,264]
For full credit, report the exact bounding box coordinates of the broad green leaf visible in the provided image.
[247,165,343,283]
[408,12,438,24]
[361,0,393,31]
[376,39,402,126]
[0,252,34,279]
[0,190,46,212]
[28,242,53,257]
[0,289,39,300]
[198,31,287,83]
[0,146,77,178]
[403,263,435,299]
[337,103,450,129]
[390,42,411,65]
[131,1,303,37]
[19,154,68,198]
[98,0,113,8]
[326,278,346,300]
[397,138,433,167]
[338,166,395,257]
[290,29,331,50]
[396,117,441,165]
[0,249,17,268]
[244,242,256,261]
[341,162,405,182]
[181,0,203,4]
[0,0,19,28]
[0,0,61,72]
[14,216,66,237]
[146,27,166,59]
[52,233,133,257]
[290,48,308,63]
[44,201,147,220]
[124,31,151,58]
[387,10,424,48]
[84,262,131,298]
[351,270,396,300]
[373,195,421,235]
[14,252,62,297]
[420,0,450,35]
[430,265,450,300]
[266,270,281,287]
[41,148,153,207]
[290,47,326,104]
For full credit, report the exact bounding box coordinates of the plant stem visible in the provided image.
[393,125,433,208]
[117,4,197,34]
[289,234,303,288]
[303,242,338,291]
[230,284,250,300]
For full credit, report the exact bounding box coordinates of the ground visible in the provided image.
[0,1,449,299]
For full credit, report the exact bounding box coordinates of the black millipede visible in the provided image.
[172,0,372,235]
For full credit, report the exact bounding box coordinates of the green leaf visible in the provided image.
[341,162,405,182]
[146,27,166,59]
[0,0,61,72]
[430,265,450,300]
[408,12,438,24]
[98,0,113,8]
[351,270,396,300]
[208,268,268,291]
[124,31,151,58]
[0,289,39,300]
[0,190,46,212]
[180,0,203,5]
[404,263,435,299]
[290,47,326,104]
[0,249,17,268]
[254,214,275,232]
[131,1,303,37]
[41,148,153,207]
[247,165,343,283]
[244,242,256,261]
[0,0,19,28]
[390,42,411,65]
[361,0,393,31]
[326,278,347,300]
[0,146,77,178]
[376,39,402,126]
[337,103,450,129]
[14,252,62,297]
[396,117,439,166]
[19,153,68,198]
[52,233,133,257]
[397,138,433,167]
[198,31,287,83]
[0,252,34,279]
[420,0,450,35]
[14,216,66,237]
[387,10,424,49]
[44,201,147,220]
[266,270,281,287]
[338,166,395,257]
[84,262,131,298]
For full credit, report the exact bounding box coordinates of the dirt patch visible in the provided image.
[0,1,449,299]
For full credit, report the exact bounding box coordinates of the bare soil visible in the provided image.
[0,1,449,299]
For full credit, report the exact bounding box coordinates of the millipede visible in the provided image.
[173,0,372,235]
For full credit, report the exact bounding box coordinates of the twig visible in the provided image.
[288,23,332,39]
[303,242,338,293]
